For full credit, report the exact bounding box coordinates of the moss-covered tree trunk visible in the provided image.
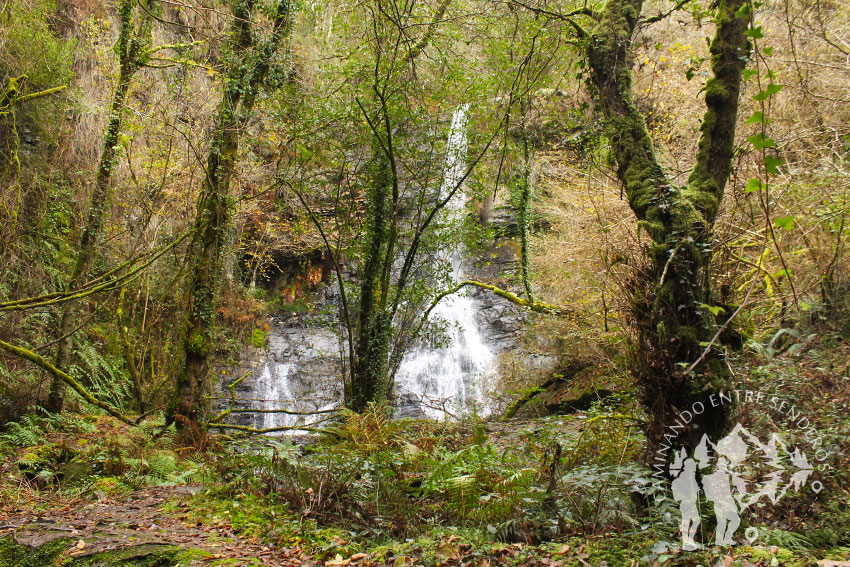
[584,0,749,452]
[350,152,394,412]
[47,0,152,413]
[171,0,291,444]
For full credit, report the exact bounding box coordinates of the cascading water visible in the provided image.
[229,105,507,432]
[235,325,344,432]
[393,104,498,418]
[255,362,297,430]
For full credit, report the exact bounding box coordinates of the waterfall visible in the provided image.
[230,104,502,432]
[256,362,297,430]
[241,326,344,433]
[393,104,498,419]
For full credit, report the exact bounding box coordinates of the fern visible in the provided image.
[18,449,50,468]
[36,469,55,484]
[40,408,97,434]
[2,415,45,447]
[173,455,211,485]
[762,528,812,552]
[72,343,132,410]
[146,452,178,482]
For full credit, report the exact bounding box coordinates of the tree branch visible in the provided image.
[0,229,194,312]
[684,0,750,223]
[0,340,134,425]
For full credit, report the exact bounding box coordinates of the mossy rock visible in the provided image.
[17,444,63,469]
[16,444,70,484]
[0,535,200,567]
[545,388,615,414]
[88,475,128,496]
[508,363,631,419]
[64,543,197,566]
[0,535,72,567]
[59,459,98,484]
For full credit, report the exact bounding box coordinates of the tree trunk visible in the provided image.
[584,0,749,453]
[351,151,393,412]
[171,0,291,444]
[47,0,150,412]
[345,0,450,412]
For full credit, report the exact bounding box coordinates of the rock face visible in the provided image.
[216,219,534,430]
[218,282,528,431]
[471,284,526,342]
[248,317,345,430]
[393,282,521,420]
[216,310,346,432]
[214,217,541,431]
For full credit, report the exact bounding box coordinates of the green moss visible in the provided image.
[64,544,196,566]
[747,546,810,567]
[18,444,61,468]
[0,535,72,567]
[637,219,665,241]
[278,297,310,313]
[250,327,267,348]
[89,475,130,496]
[676,325,699,349]
[680,186,719,219]
[703,77,729,105]
[185,328,210,357]
[0,536,203,567]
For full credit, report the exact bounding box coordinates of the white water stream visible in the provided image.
[243,105,498,431]
[393,104,497,418]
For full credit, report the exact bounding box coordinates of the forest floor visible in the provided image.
[1,328,849,566]
[2,458,848,567]
[4,461,846,567]
[0,485,309,566]
[0,418,593,567]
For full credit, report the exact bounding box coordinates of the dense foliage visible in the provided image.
[0,0,849,563]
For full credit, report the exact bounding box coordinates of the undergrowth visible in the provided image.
[0,410,209,506]
[1,327,847,566]
[182,403,682,561]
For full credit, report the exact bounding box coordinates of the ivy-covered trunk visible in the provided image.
[584,0,749,452]
[170,0,291,444]
[350,154,394,412]
[47,0,152,413]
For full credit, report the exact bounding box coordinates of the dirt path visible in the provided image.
[0,485,313,566]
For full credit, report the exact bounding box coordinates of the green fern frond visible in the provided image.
[2,417,43,447]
